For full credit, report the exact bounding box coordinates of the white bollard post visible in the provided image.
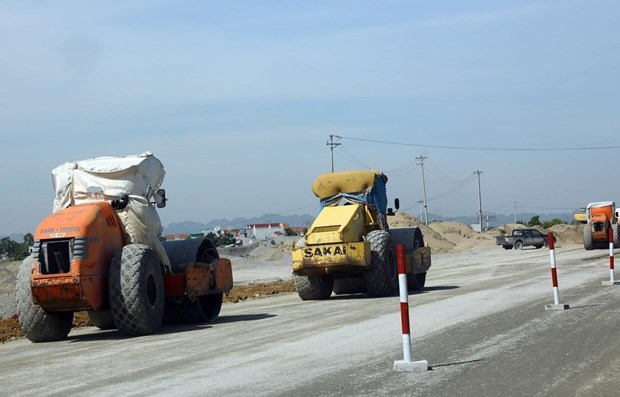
[394,244,428,372]
[602,226,620,286]
[545,232,569,310]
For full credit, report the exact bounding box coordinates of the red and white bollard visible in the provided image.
[602,226,619,286]
[394,244,428,372]
[545,232,569,310]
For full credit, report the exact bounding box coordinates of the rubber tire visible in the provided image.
[197,293,223,322]
[164,293,223,324]
[87,310,116,330]
[502,245,512,250]
[514,240,523,250]
[614,224,620,247]
[416,272,427,290]
[16,256,73,342]
[332,276,366,295]
[294,274,333,300]
[109,244,165,336]
[534,245,543,249]
[407,273,420,291]
[364,230,398,297]
[583,228,594,250]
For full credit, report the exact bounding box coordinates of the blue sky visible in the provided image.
[1,0,619,235]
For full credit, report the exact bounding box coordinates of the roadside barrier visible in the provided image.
[601,227,619,286]
[545,232,569,310]
[394,244,428,372]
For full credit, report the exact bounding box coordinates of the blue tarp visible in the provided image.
[318,174,389,228]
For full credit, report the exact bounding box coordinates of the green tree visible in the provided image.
[204,232,236,247]
[0,236,30,260]
[0,237,19,257]
[541,218,567,229]
[23,233,34,246]
[14,244,30,260]
[527,216,541,227]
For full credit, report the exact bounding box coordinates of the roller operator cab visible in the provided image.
[291,170,431,300]
[16,152,233,342]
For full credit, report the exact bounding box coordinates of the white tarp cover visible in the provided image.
[51,151,170,269]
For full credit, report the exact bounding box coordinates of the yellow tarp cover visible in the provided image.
[311,170,387,199]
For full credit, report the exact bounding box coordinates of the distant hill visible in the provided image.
[2,211,576,241]
[428,212,574,227]
[163,213,317,235]
[162,211,575,235]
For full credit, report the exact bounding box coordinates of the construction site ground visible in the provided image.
[0,216,586,343]
[3,234,619,395]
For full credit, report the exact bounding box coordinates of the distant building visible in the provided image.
[164,233,190,240]
[290,227,306,235]
[246,222,289,240]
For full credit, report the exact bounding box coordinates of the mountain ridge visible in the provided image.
[162,211,575,235]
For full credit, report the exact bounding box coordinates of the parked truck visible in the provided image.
[291,170,431,300]
[582,201,620,250]
[496,228,553,250]
[16,152,233,342]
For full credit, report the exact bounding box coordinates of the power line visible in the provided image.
[426,177,474,201]
[335,145,371,169]
[426,160,476,184]
[339,136,620,151]
[383,159,418,176]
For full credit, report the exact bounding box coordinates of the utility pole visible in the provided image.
[514,201,518,224]
[326,134,341,172]
[475,170,483,231]
[418,200,424,221]
[416,155,429,225]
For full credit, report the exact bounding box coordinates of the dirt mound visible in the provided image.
[549,224,584,246]
[247,241,294,261]
[220,240,295,262]
[431,222,496,251]
[390,212,455,252]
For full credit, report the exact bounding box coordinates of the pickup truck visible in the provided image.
[495,228,554,250]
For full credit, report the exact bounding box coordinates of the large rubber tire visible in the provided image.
[164,293,224,324]
[294,274,333,300]
[109,244,165,336]
[16,257,73,342]
[416,272,427,290]
[583,228,594,250]
[87,310,116,330]
[514,240,523,250]
[332,276,366,295]
[407,273,420,291]
[614,224,620,247]
[364,230,398,297]
[197,293,223,322]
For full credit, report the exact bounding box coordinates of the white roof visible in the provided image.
[586,201,615,210]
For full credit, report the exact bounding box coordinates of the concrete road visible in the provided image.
[2,245,619,396]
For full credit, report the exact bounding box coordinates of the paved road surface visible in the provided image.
[2,246,619,396]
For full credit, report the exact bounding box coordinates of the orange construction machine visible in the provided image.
[16,152,233,342]
[582,201,620,250]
